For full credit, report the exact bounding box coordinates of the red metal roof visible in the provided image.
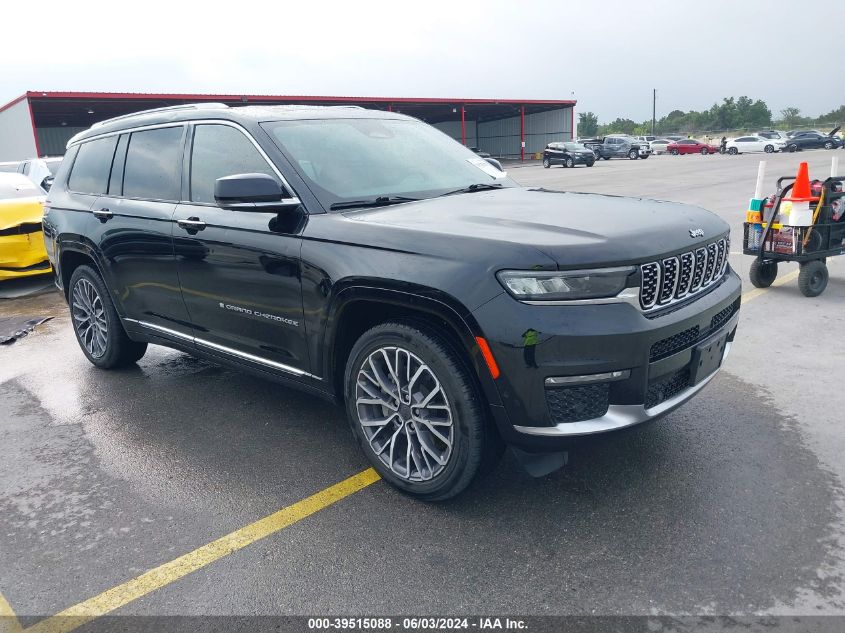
[16,90,576,106]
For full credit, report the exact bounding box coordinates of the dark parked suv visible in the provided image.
[43,103,741,500]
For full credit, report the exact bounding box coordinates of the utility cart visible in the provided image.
[744,174,845,297]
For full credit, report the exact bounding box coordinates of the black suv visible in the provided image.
[542,142,596,168]
[43,104,741,500]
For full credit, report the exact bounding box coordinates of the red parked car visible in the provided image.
[666,139,719,155]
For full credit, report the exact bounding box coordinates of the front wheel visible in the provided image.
[345,322,502,501]
[640,153,649,159]
[628,149,638,159]
[728,147,738,155]
[788,143,798,152]
[670,148,680,155]
[542,157,550,168]
[700,147,709,155]
[824,141,834,150]
[564,157,575,168]
[798,260,828,297]
[749,260,778,288]
[586,159,595,167]
[764,144,774,153]
[69,265,148,368]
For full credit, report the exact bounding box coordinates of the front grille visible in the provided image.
[546,384,610,423]
[639,237,729,311]
[645,368,691,409]
[650,325,700,362]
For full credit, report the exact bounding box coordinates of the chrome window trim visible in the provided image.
[124,318,320,380]
[68,119,301,207]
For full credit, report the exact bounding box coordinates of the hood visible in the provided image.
[829,126,841,137]
[0,197,45,232]
[346,187,728,268]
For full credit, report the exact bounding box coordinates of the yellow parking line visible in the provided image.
[0,591,22,633]
[741,269,800,304]
[25,468,380,633]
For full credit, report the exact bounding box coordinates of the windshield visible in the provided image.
[563,142,588,151]
[263,118,515,209]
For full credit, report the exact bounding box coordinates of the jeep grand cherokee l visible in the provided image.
[43,103,741,500]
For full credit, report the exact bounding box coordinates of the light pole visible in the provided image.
[652,89,656,136]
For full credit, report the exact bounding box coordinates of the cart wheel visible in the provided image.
[798,260,828,297]
[749,260,778,288]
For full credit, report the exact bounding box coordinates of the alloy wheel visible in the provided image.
[72,278,108,358]
[355,346,454,482]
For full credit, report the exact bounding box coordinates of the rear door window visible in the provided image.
[68,136,119,195]
[123,126,184,201]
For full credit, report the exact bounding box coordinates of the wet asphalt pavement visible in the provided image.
[1,149,844,623]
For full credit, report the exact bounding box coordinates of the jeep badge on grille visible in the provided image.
[689,228,705,238]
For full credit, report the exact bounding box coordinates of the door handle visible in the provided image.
[177,217,206,232]
[93,208,112,222]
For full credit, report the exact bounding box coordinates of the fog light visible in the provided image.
[545,370,630,387]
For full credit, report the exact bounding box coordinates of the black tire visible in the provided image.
[68,265,148,368]
[749,260,778,288]
[542,157,551,168]
[603,155,611,160]
[640,153,649,159]
[628,149,638,159]
[824,141,834,150]
[788,143,798,152]
[764,144,774,153]
[344,322,502,501]
[728,147,739,155]
[670,148,680,155]
[700,147,708,155]
[564,157,574,168]
[586,159,595,167]
[798,260,828,297]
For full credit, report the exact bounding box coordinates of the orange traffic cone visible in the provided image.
[782,162,814,226]
[791,162,813,201]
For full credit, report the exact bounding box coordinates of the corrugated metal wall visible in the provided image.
[432,120,478,148]
[0,99,39,161]
[477,107,572,158]
[37,127,84,156]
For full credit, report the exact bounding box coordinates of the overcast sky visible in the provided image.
[2,0,840,123]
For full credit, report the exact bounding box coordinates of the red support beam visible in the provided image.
[461,105,466,146]
[520,105,525,162]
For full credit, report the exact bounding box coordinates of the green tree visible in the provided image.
[818,105,845,124]
[780,107,802,127]
[578,111,598,137]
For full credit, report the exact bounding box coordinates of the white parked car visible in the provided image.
[725,135,785,154]
[649,138,674,154]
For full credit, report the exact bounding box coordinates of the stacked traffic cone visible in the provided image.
[782,162,815,227]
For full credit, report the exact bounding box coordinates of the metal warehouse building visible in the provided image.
[0,91,575,162]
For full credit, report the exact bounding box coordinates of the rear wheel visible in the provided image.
[640,153,649,159]
[749,260,777,288]
[564,157,574,168]
[586,159,595,167]
[69,265,147,368]
[345,322,502,501]
[798,260,828,297]
[628,149,638,159]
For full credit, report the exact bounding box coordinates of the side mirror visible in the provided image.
[214,173,300,211]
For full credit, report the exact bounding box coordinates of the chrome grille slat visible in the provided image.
[639,238,730,312]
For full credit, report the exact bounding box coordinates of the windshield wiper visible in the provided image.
[329,196,420,211]
[439,183,505,197]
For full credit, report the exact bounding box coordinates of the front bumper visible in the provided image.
[473,269,742,450]
[0,232,52,280]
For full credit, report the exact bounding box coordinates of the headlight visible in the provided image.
[497,267,635,301]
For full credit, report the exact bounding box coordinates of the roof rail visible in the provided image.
[91,102,229,128]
